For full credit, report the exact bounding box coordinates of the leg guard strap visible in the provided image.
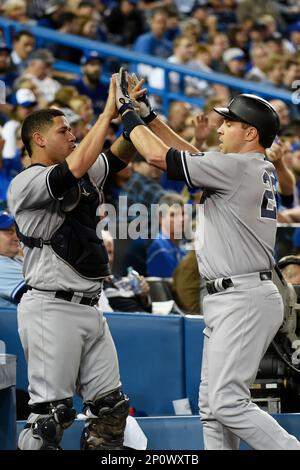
[81,389,129,450]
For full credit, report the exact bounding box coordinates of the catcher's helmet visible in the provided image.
[214,94,280,148]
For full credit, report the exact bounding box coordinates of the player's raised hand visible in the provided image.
[115,67,135,115]
[192,112,210,148]
[102,74,118,119]
[266,140,283,163]
[129,73,157,123]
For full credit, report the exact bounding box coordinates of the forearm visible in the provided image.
[274,160,295,195]
[130,124,170,170]
[110,135,137,164]
[66,112,112,178]
[148,117,199,153]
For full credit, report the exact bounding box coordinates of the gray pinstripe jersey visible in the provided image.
[180,150,277,280]
[7,153,110,293]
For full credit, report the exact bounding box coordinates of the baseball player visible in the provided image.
[7,76,134,450]
[114,70,300,450]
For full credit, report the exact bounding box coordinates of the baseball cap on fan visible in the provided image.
[0,211,15,230]
[223,47,245,64]
[15,88,37,108]
[59,107,81,125]
[44,0,65,15]
[80,50,103,66]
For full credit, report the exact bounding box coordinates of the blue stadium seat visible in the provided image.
[184,316,205,414]
[105,312,185,415]
[0,307,186,416]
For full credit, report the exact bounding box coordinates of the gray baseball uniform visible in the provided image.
[166,148,300,450]
[8,151,126,449]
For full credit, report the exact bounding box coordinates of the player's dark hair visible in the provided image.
[21,108,65,157]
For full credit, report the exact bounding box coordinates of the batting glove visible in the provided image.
[116,67,135,115]
[131,73,157,124]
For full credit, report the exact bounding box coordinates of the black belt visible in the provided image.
[206,271,272,295]
[27,286,100,306]
[55,290,100,306]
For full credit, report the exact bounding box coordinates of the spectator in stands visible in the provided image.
[100,230,152,313]
[132,8,172,80]
[191,4,218,42]
[77,0,97,19]
[137,0,174,14]
[2,88,37,164]
[147,192,187,277]
[236,0,283,27]
[222,47,246,79]
[72,50,108,115]
[270,99,291,130]
[69,95,94,137]
[51,11,82,64]
[245,44,268,82]
[121,154,166,276]
[105,0,145,47]
[0,42,18,101]
[22,49,61,103]
[209,33,229,72]
[2,0,35,24]
[172,249,202,315]
[148,35,213,98]
[11,30,36,74]
[201,96,226,149]
[79,16,107,43]
[288,21,300,53]
[51,85,78,108]
[37,0,66,29]
[227,25,249,53]
[124,154,165,211]
[261,54,286,88]
[0,211,26,308]
[167,101,191,135]
[265,32,295,56]
[164,7,180,42]
[248,22,267,47]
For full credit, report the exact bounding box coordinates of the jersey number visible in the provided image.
[260,171,277,220]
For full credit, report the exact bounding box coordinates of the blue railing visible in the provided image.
[0,17,294,116]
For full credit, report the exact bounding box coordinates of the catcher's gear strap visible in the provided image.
[81,389,129,450]
[16,222,51,249]
[25,399,76,450]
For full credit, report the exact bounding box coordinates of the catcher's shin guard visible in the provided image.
[81,388,129,450]
[18,398,76,450]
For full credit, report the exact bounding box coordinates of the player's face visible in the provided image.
[0,225,19,257]
[44,116,76,163]
[217,119,249,153]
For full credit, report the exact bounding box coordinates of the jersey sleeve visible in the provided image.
[8,164,60,213]
[166,148,240,192]
[88,150,127,188]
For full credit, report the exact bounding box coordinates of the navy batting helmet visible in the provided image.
[214,94,280,148]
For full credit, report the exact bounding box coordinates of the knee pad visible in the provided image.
[22,398,76,450]
[81,388,129,450]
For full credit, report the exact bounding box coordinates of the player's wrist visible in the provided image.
[142,110,157,124]
[121,110,145,135]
